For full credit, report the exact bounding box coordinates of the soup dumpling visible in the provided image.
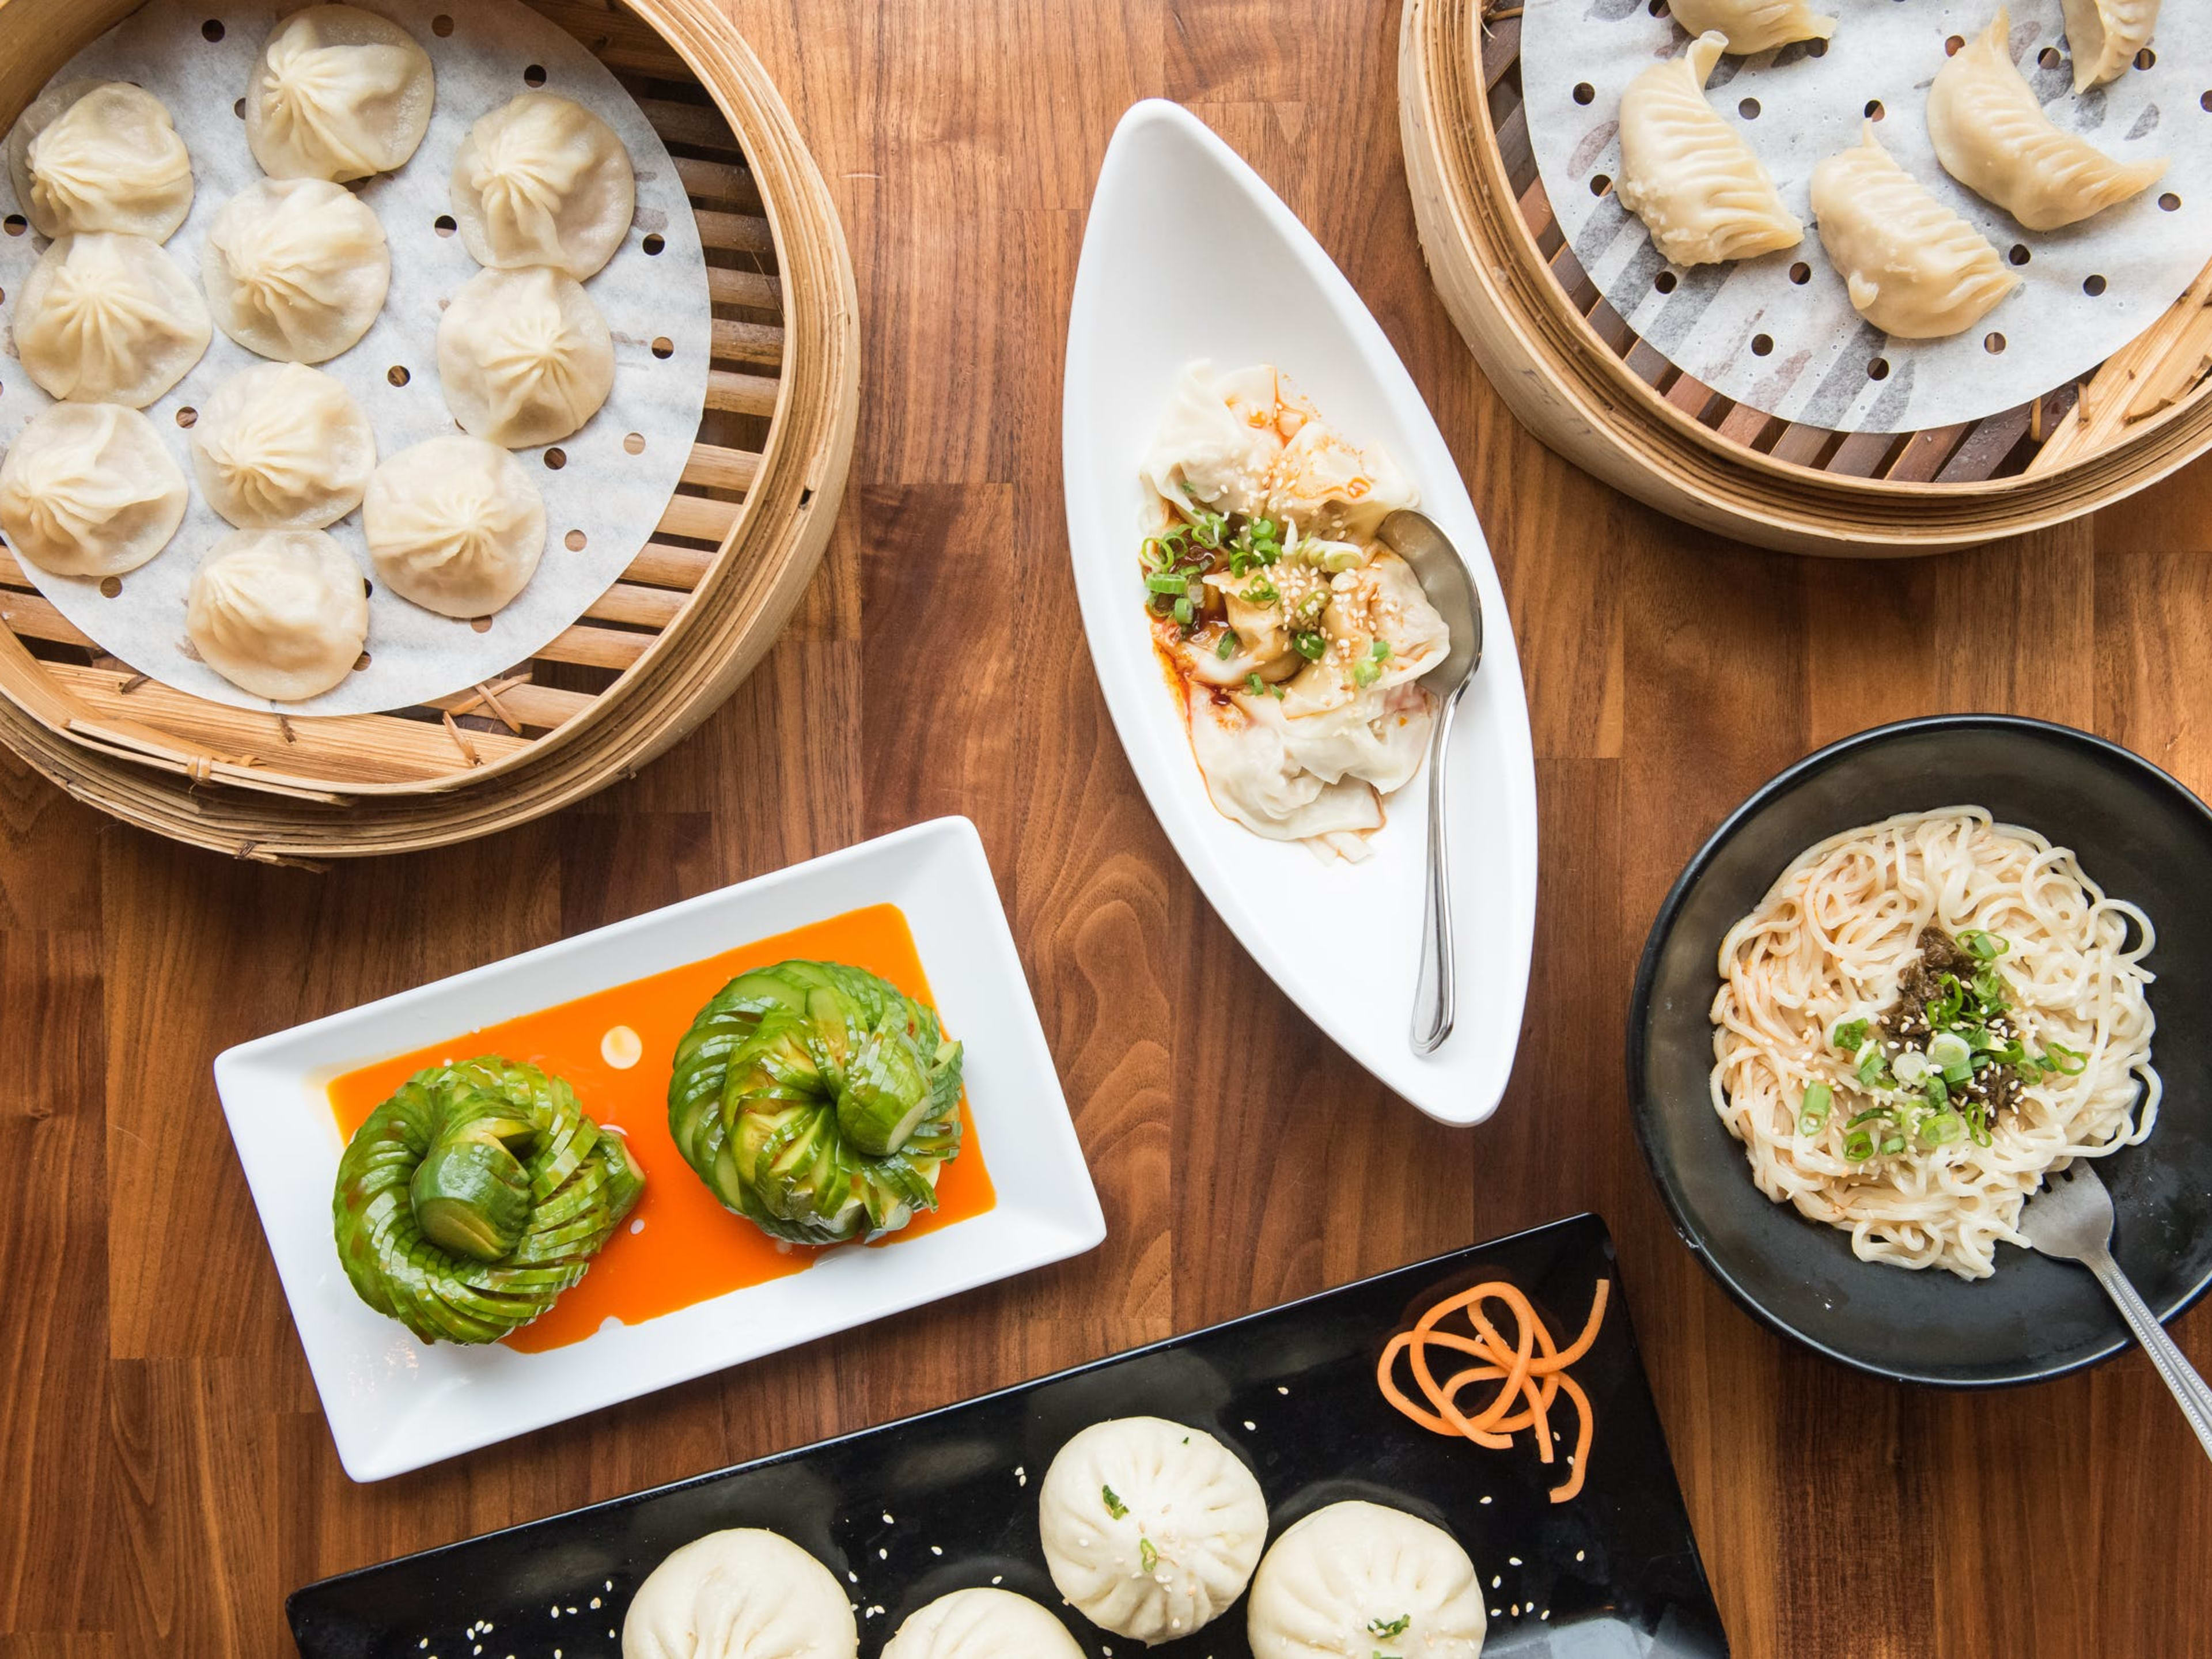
[246,4,436,182]
[882,1588,1085,1659]
[0,403,186,577]
[13,232,211,407]
[6,79,194,241]
[192,363,376,530]
[1039,1416,1268,1645]
[365,435,547,618]
[1245,1501,1487,1659]
[622,1528,857,1659]
[203,178,392,363]
[438,266,614,448]
[451,92,636,281]
[186,529,369,702]
[1616,31,1802,266]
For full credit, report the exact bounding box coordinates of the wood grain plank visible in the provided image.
[3,1,2210,1654]
[0,933,107,1639]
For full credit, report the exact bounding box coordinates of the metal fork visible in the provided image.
[2018,1162,2212,1461]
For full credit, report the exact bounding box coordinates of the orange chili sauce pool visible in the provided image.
[325,903,996,1354]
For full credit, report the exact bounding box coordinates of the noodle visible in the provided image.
[1710,808,2158,1279]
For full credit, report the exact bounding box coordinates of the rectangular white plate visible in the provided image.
[214,817,1104,1482]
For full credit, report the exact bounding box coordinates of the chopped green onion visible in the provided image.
[1843,1128,1877,1162]
[1892,1050,1931,1086]
[1972,966,2006,1007]
[1922,1074,1950,1110]
[1959,929,2009,959]
[2042,1043,2089,1077]
[1368,1615,1412,1640]
[1918,1111,1965,1148]
[1833,1018,1870,1052]
[1856,1050,1890,1088]
[1929,975,1964,1028]
[1145,573,1187,595]
[1139,1536,1158,1573]
[1245,673,1265,695]
[1101,1484,1128,1520]
[1216,629,1240,660]
[1246,579,1280,606]
[1847,1104,1894,1128]
[1372,639,1392,661]
[1293,631,1327,661]
[1171,596,1193,626]
[1927,1032,1971,1071]
[1798,1081,1833,1135]
[1970,1119,1994,1146]
[1353,658,1381,688]
[1881,1134,1907,1156]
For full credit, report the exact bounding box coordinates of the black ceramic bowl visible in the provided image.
[1628,715,2212,1386]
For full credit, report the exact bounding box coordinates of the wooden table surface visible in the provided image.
[5,2,2211,1655]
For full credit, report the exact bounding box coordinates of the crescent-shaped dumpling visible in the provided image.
[1810,123,2017,339]
[1929,10,2165,231]
[1615,32,1803,266]
[2061,0,2159,92]
[1668,0,1835,55]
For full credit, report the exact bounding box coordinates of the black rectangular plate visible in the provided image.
[289,1213,1726,1658]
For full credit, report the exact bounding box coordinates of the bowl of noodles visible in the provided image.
[1629,715,2212,1385]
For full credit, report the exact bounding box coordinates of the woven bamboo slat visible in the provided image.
[1398,0,2212,556]
[0,0,859,860]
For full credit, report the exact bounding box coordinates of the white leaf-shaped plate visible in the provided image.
[1062,100,1539,1126]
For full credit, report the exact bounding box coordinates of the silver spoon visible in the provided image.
[1378,509,1484,1056]
[2018,1161,2212,1463]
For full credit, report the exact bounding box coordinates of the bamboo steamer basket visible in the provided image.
[1399,0,2212,557]
[0,0,858,861]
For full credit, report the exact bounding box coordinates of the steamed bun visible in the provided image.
[1038,1416,1268,1645]
[882,1588,1086,1659]
[1245,1501,1487,1659]
[622,1528,857,1659]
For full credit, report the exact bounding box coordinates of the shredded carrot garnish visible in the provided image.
[1376,1277,1610,1503]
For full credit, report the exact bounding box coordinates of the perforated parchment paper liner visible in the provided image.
[0,0,712,715]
